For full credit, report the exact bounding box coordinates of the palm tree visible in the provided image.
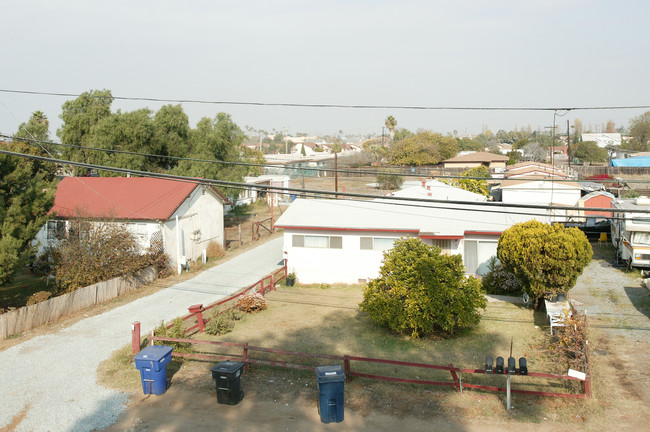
[385,116,397,139]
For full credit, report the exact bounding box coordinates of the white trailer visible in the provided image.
[611,196,650,274]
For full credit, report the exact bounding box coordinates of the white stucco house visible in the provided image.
[34,177,228,270]
[387,179,488,202]
[235,175,292,206]
[275,197,553,284]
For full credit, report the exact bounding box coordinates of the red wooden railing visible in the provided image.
[147,335,590,400]
[173,264,287,334]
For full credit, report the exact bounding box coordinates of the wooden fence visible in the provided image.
[0,266,157,340]
[148,335,590,400]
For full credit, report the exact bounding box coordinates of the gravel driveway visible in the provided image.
[0,237,284,432]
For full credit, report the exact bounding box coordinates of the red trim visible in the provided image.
[420,235,463,240]
[274,225,419,234]
[464,231,502,236]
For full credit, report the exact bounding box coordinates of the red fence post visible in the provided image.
[131,321,141,354]
[188,304,205,333]
[449,363,461,392]
[270,274,275,292]
[243,342,249,372]
[344,355,351,379]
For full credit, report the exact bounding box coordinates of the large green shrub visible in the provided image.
[497,220,592,305]
[360,238,486,338]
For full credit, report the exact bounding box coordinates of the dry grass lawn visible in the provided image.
[101,283,599,427]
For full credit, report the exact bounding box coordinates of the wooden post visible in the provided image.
[243,342,249,372]
[131,321,141,354]
[270,274,274,291]
[238,224,242,246]
[150,330,154,346]
[344,355,351,379]
[449,363,461,392]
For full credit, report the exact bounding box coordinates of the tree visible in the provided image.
[628,111,650,151]
[0,142,56,285]
[57,89,114,174]
[360,238,486,338]
[443,166,490,196]
[173,113,246,197]
[13,111,57,181]
[88,108,159,174]
[15,110,49,141]
[387,131,458,166]
[0,112,58,285]
[522,142,546,162]
[572,141,608,163]
[605,119,616,133]
[497,221,592,306]
[384,115,397,138]
[376,172,403,190]
[153,104,191,167]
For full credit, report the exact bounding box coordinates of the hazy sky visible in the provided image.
[1,0,649,139]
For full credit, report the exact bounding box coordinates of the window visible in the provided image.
[431,239,453,255]
[292,234,342,249]
[464,240,498,275]
[360,237,395,251]
[632,231,650,246]
[47,220,66,240]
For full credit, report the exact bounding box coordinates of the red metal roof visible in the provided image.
[50,177,215,221]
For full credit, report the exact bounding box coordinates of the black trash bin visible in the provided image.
[315,365,346,423]
[210,361,245,405]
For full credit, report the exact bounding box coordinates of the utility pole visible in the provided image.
[567,119,571,169]
[334,150,338,198]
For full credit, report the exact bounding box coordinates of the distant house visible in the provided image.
[500,177,582,207]
[442,152,509,171]
[504,161,569,179]
[576,191,615,224]
[275,198,552,284]
[581,133,621,148]
[34,177,228,270]
[237,175,291,206]
[386,179,488,202]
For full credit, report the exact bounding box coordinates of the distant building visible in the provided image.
[442,151,509,171]
[581,133,621,148]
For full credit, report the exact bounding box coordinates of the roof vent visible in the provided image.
[635,196,650,206]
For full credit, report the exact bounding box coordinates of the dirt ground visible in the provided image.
[101,242,650,432]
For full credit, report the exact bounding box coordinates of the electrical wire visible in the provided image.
[2,88,650,111]
[0,148,644,220]
[3,133,649,185]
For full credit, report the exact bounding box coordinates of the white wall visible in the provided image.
[163,185,225,267]
[283,230,417,284]
[502,183,580,207]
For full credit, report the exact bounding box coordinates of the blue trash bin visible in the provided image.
[315,365,346,423]
[134,345,173,395]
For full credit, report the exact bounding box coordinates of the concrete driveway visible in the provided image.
[0,237,284,432]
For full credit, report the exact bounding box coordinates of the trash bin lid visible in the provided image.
[134,345,174,363]
[315,365,346,382]
[210,361,245,374]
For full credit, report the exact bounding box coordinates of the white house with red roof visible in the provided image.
[34,177,228,270]
[274,198,553,284]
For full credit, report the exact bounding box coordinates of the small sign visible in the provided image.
[568,369,586,381]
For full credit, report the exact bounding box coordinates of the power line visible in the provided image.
[2,88,650,111]
[0,148,645,219]
[4,133,650,185]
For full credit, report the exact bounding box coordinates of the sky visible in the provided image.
[1,0,649,140]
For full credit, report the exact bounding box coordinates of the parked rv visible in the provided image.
[611,196,650,275]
